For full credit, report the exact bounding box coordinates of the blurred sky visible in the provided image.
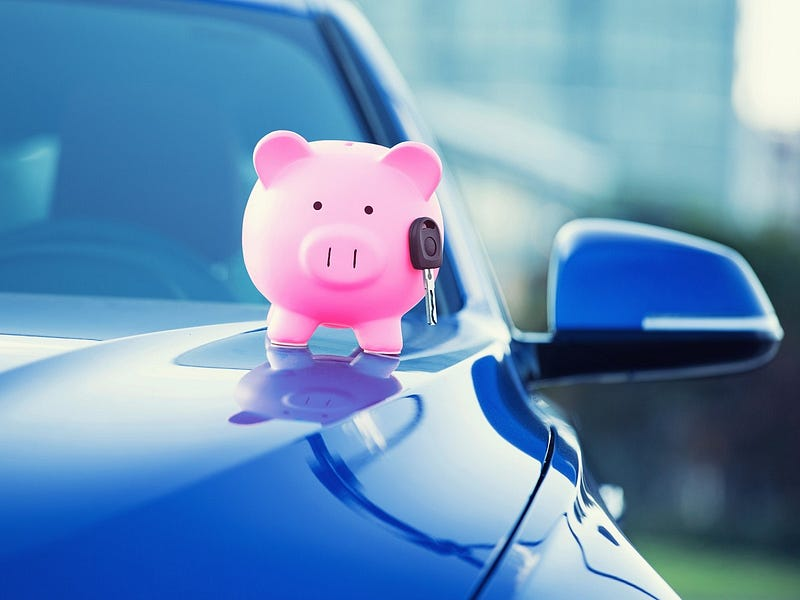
[734,0,800,132]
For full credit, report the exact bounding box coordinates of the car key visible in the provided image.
[409,217,443,325]
[422,268,437,325]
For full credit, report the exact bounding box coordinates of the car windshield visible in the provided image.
[0,0,369,304]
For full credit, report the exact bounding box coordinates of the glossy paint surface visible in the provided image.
[0,302,545,597]
[0,1,685,599]
[478,408,678,599]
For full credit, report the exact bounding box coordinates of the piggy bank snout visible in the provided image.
[300,224,387,288]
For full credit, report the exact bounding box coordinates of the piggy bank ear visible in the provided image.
[253,130,313,187]
[380,141,442,200]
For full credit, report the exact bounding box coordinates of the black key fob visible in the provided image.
[409,218,442,270]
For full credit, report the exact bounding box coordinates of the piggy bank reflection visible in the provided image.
[230,346,401,425]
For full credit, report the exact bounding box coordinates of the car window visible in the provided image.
[0,0,369,303]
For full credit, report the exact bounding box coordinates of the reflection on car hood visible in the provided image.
[0,296,560,597]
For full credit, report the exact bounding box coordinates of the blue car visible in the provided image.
[0,1,782,598]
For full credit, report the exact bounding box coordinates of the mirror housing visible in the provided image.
[516,219,783,384]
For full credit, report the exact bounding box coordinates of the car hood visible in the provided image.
[0,295,555,598]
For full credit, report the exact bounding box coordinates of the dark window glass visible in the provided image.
[0,0,368,303]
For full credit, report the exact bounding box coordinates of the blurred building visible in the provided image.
[359,0,800,324]
[360,0,739,213]
[359,0,749,329]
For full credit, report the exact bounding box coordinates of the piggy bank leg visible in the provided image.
[265,304,274,326]
[267,306,318,347]
[354,318,403,355]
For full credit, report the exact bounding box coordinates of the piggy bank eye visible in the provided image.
[364,205,373,215]
[313,201,323,211]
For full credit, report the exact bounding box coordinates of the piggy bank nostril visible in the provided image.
[353,248,358,269]
[327,247,332,267]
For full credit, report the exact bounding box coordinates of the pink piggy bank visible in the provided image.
[242,130,443,354]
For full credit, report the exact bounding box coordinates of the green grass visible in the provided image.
[631,536,800,600]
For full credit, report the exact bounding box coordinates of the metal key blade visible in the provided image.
[423,268,437,325]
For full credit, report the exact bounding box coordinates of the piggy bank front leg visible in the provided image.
[354,317,403,355]
[266,306,319,347]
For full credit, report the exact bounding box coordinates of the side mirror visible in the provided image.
[515,219,783,384]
